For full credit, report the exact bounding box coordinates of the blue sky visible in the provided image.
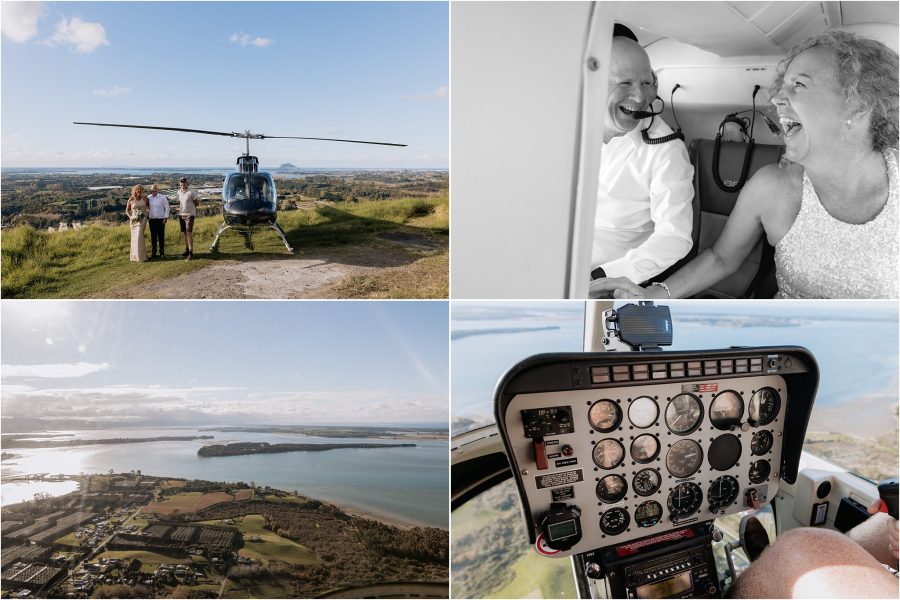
[1,301,449,428]
[1,1,448,168]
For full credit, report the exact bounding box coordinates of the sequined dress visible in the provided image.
[774,148,898,299]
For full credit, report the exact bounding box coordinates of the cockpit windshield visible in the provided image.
[224,173,276,205]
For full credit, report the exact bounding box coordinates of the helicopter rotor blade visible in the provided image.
[74,122,406,146]
[74,122,242,138]
[262,135,406,147]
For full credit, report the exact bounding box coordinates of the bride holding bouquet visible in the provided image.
[126,184,149,262]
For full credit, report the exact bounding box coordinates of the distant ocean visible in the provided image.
[1,428,448,528]
[452,312,899,432]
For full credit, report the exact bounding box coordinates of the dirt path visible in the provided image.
[103,244,433,299]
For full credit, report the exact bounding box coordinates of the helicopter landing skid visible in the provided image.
[210,222,293,254]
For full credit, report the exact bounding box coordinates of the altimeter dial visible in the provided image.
[667,482,703,518]
[707,475,740,512]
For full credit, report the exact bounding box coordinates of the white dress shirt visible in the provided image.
[592,116,694,284]
[147,193,169,219]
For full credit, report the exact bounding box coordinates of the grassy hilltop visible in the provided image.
[1,195,448,299]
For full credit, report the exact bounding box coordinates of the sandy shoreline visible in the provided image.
[314,496,446,531]
[340,505,422,530]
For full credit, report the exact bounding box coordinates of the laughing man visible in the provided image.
[590,31,694,291]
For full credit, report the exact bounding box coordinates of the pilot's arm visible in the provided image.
[596,141,694,284]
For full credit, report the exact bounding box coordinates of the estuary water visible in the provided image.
[1,428,448,528]
[451,305,899,431]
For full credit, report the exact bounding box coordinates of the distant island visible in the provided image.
[197,441,416,457]
[278,162,299,170]
[200,424,447,441]
[3,435,214,449]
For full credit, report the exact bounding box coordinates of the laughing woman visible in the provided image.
[591,31,898,299]
[126,184,149,262]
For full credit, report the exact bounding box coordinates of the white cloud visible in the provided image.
[93,85,131,97]
[406,86,448,101]
[48,16,109,53]
[229,32,274,48]
[1,384,446,425]
[2,362,111,378]
[1,2,45,43]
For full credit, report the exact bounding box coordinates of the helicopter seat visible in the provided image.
[687,138,783,299]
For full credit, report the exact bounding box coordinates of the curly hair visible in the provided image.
[770,31,898,151]
[129,184,144,202]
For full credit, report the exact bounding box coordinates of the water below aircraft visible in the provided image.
[451,300,899,598]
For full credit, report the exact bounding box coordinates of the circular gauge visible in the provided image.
[589,399,622,433]
[707,475,740,512]
[749,388,781,426]
[665,393,703,434]
[630,434,660,463]
[708,434,742,471]
[596,474,628,503]
[667,482,703,518]
[593,439,625,469]
[635,500,663,528]
[751,430,774,455]
[665,439,703,478]
[749,459,771,484]
[628,396,659,429]
[632,468,662,496]
[709,390,744,430]
[599,507,630,535]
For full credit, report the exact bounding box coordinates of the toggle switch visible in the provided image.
[533,437,548,470]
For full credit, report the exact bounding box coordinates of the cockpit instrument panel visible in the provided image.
[494,348,818,558]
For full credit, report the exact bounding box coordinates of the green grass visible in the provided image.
[236,514,318,565]
[489,551,577,599]
[53,532,82,547]
[96,550,206,573]
[1,195,448,298]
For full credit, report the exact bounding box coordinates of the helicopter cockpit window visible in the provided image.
[225,174,276,205]
[451,301,898,599]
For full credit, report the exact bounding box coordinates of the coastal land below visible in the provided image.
[2,472,448,598]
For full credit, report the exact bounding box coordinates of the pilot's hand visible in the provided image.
[588,277,649,299]
[868,499,899,560]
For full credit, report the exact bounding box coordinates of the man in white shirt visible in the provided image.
[177,177,200,260]
[147,184,170,259]
[590,35,694,288]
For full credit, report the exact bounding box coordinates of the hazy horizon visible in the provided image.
[2,301,449,430]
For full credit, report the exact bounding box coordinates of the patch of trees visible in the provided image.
[193,499,448,597]
[353,520,448,564]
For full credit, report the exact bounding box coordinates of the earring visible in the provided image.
[846,119,853,126]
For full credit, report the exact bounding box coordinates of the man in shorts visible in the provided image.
[176,177,200,260]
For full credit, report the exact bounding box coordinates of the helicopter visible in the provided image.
[73,122,406,253]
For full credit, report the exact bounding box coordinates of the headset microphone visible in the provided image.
[762,115,781,135]
[629,97,665,120]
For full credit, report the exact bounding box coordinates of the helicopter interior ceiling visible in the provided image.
[494,348,818,558]
[616,1,899,56]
